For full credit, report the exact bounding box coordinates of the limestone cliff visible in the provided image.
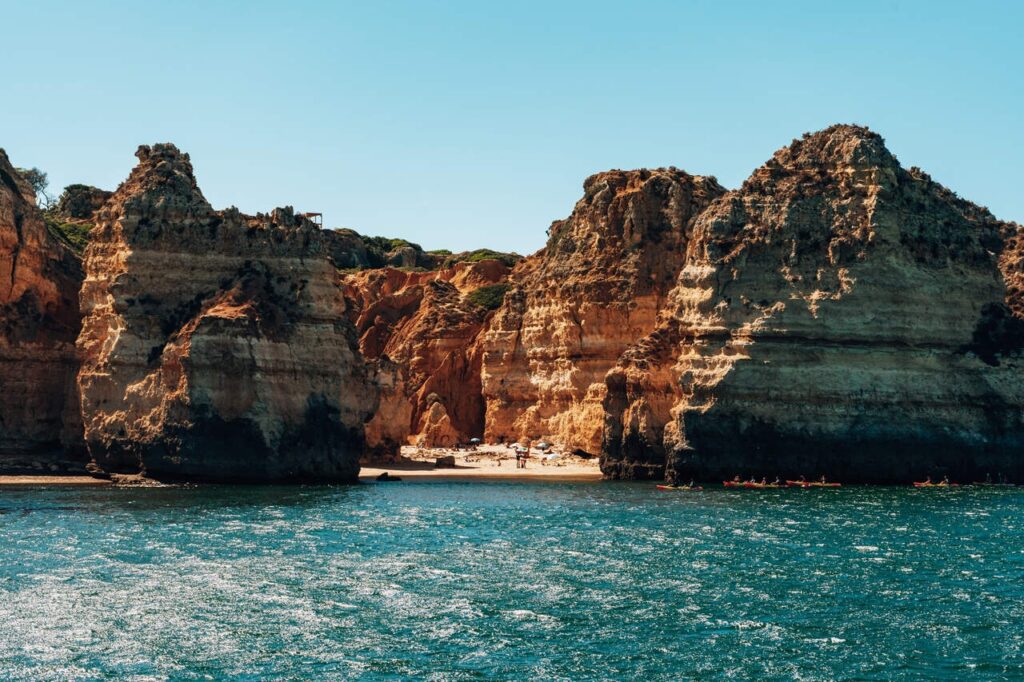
[77,144,375,481]
[343,260,509,453]
[602,125,1024,482]
[480,169,725,452]
[0,150,86,472]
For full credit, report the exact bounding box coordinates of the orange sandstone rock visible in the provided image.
[480,169,725,453]
[602,125,1024,482]
[0,150,85,472]
[76,144,375,481]
[343,261,509,453]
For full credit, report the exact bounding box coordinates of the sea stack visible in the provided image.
[480,169,725,453]
[76,144,375,481]
[602,125,1024,482]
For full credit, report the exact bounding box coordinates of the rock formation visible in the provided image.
[480,169,725,452]
[54,184,112,221]
[0,150,86,472]
[343,260,509,454]
[602,125,1024,483]
[4,126,1021,484]
[76,144,375,481]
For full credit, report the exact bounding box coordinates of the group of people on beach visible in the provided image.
[513,445,530,469]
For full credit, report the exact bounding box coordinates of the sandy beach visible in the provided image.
[0,475,111,486]
[0,446,602,485]
[360,444,602,482]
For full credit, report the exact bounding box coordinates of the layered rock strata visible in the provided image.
[480,169,725,452]
[76,144,375,481]
[602,125,1024,482]
[0,150,86,471]
[343,260,509,453]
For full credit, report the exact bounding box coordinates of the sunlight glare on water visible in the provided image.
[1,482,1022,680]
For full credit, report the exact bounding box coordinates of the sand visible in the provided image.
[0,475,111,486]
[0,446,603,485]
[360,444,602,482]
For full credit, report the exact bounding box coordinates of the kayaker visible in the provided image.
[924,476,932,484]
[798,475,807,483]
[942,475,950,485]
[819,475,827,484]
[773,477,781,486]
[733,475,742,483]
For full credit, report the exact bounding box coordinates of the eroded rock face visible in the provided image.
[0,150,86,472]
[343,260,509,453]
[602,125,1024,482]
[480,169,725,452]
[77,144,375,481]
[54,184,112,221]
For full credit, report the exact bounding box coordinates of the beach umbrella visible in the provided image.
[469,438,481,444]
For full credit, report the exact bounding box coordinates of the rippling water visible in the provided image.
[1,482,1023,680]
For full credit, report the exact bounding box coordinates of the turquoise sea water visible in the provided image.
[1,482,1022,681]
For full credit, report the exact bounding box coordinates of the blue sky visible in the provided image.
[2,0,1021,253]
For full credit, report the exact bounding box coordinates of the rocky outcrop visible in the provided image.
[0,150,86,472]
[344,260,509,454]
[76,144,375,481]
[480,169,726,453]
[54,184,112,221]
[602,125,1024,483]
[325,229,521,272]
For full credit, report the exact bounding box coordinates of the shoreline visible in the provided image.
[0,475,112,486]
[358,464,603,482]
[361,445,603,482]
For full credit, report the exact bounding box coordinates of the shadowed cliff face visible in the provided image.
[76,144,375,482]
[0,150,86,472]
[480,169,726,452]
[343,260,509,454]
[602,125,1024,483]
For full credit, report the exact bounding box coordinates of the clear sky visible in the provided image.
[2,0,1021,254]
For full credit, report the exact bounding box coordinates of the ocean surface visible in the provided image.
[1,481,1022,681]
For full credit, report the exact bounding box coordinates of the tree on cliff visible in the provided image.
[15,166,55,208]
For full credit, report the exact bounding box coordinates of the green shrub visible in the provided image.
[442,249,522,269]
[363,235,423,253]
[44,214,92,254]
[462,249,521,267]
[467,283,511,310]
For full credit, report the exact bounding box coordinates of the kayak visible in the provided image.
[913,482,959,488]
[723,481,784,489]
[786,480,841,488]
[656,485,703,491]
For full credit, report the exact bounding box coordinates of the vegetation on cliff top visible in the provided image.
[442,249,521,268]
[340,228,521,271]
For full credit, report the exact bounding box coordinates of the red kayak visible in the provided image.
[656,484,703,491]
[786,480,841,488]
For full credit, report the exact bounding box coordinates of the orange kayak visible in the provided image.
[786,481,841,488]
[723,481,783,489]
[656,485,703,491]
[913,482,959,488]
